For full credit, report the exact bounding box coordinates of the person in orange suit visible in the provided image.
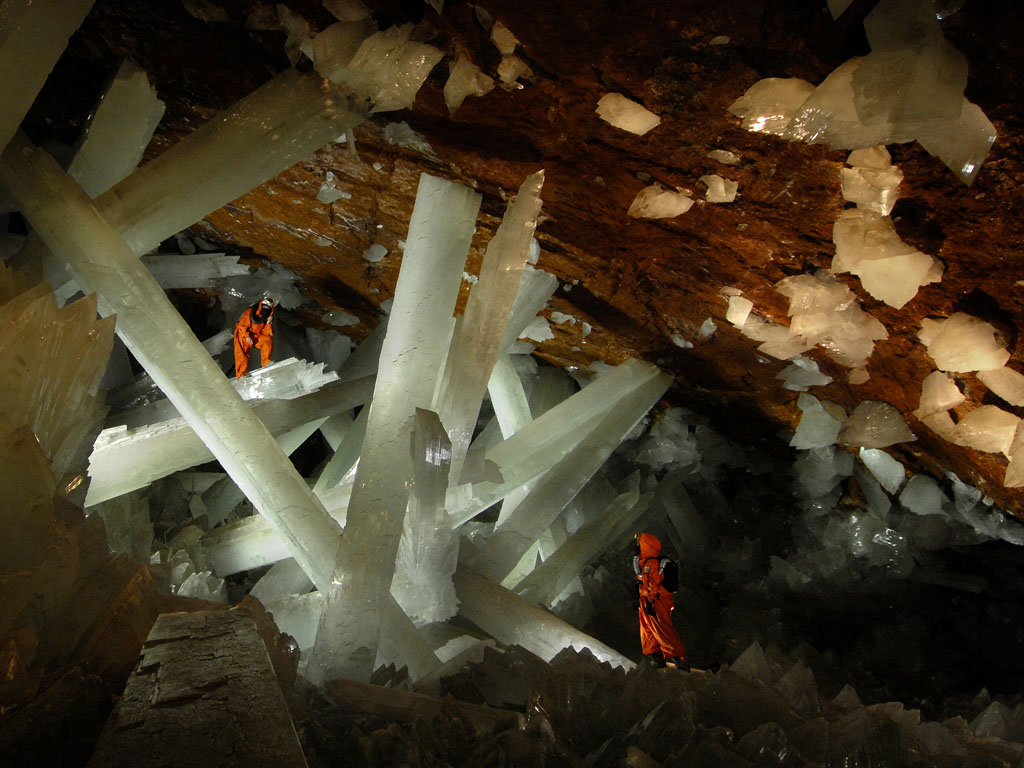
[234,296,275,378]
[634,532,688,669]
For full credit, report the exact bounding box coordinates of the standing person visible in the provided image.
[634,532,688,669]
[233,296,275,378]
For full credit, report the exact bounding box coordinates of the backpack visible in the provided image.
[660,558,679,593]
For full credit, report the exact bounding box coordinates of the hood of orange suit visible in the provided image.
[637,532,661,560]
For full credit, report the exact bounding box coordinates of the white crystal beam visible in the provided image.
[313,405,368,493]
[202,417,329,527]
[249,557,315,603]
[473,368,671,582]
[500,266,559,353]
[453,565,635,671]
[437,171,544,479]
[87,376,374,505]
[0,134,344,593]
[307,174,482,684]
[68,59,166,199]
[449,359,669,526]
[514,481,651,605]
[13,69,363,275]
[488,354,532,439]
[0,0,95,154]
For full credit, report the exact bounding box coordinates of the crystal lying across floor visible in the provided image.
[139,252,250,289]
[86,374,374,505]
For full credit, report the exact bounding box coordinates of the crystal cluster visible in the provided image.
[729,0,996,185]
[736,270,887,371]
[832,208,942,310]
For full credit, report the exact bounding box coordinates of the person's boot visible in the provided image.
[665,657,690,671]
[644,654,666,668]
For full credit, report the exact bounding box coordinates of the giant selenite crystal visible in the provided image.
[472,364,671,583]
[768,270,888,368]
[914,369,964,428]
[790,394,842,450]
[454,567,634,671]
[0,134,345,595]
[15,68,364,280]
[728,78,815,136]
[86,375,374,505]
[67,60,166,199]
[515,480,651,606]
[438,171,544,479]
[312,23,443,113]
[832,209,941,310]
[443,53,495,114]
[0,0,96,154]
[450,358,671,527]
[307,174,482,684]
[0,267,114,480]
[391,409,458,625]
[627,185,694,219]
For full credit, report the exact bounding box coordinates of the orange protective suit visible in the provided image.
[634,532,687,662]
[233,300,274,378]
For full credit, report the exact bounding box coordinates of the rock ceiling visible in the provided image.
[23,0,1024,511]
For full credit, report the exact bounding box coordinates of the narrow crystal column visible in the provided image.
[487,354,534,528]
[515,480,651,605]
[453,565,635,671]
[473,369,671,582]
[391,409,458,625]
[13,69,363,274]
[488,355,532,439]
[87,375,374,505]
[449,359,668,526]
[313,406,368,493]
[437,171,544,479]
[307,174,482,684]
[0,134,343,592]
[0,0,95,154]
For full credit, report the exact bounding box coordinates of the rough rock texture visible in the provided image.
[87,610,306,768]
[17,2,1024,506]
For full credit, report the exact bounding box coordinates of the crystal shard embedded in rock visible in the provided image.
[839,401,916,449]
[918,313,1010,373]
[595,93,661,135]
